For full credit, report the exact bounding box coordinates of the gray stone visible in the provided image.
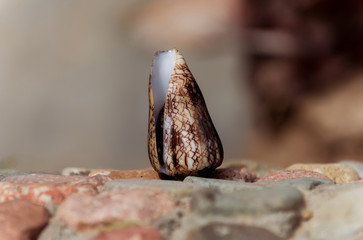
[185,223,283,240]
[103,179,197,198]
[191,186,304,216]
[0,170,51,181]
[38,220,97,240]
[184,176,263,192]
[257,177,334,191]
[340,160,363,178]
[293,182,363,240]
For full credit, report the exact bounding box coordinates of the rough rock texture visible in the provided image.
[0,200,50,240]
[92,227,163,240]
[287,163,360,183]
[88,169,160,180]
[340,160,363,178]
[55,189,177,229]
[293,181,363,240]
[0,174,110,209]
[185,223,283,240]
[257,169,332,182]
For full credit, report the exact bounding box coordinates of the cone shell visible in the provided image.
[148,49,223,178]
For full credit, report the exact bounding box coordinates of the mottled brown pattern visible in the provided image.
[148,49,223,178]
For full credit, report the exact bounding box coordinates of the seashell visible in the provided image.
[148,49,223,178]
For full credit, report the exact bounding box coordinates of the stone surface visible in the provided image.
[89,168,160,180]
[287,163,360,183]
[293,183,363,240]
[206,168,256,182]
[257,169,332,182]
[191,187,304,216]
[340,160,363,178]
[221,159,281,178]
[56,189,177,229]
[184,176,264,192]
[0,170,50,181]
[92,227,163,240]
[0,199,50,240]
[257,177,334,191]
[186,223,283,240]
[104,179,197,199]
[0,174,110,209]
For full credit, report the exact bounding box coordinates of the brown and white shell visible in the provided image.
[148,49,223,178]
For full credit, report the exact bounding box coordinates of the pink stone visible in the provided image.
[207,168,257,182]
[0,200,50,240]
[0,174,110,206]
[92,227,163,240]
[257,169,332,182]
[56,188,177,229]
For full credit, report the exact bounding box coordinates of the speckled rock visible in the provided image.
[92,227,163,240]
[56,189,177,229]
[0,199,50,240]
[0,174,110,211]
[89,169,160,180]
[340,160,363,178]
[293,182,363,240]
[186,223,283,240]
[257,169,332,182]
[206,168,256,182]
[287,163,360,183]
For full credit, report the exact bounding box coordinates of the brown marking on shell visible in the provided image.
[148,49,223,178]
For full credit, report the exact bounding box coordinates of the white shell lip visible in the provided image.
[151,49,176,121]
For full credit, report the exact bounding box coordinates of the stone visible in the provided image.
[257,169,332,182]
[191,187,304,216]
[56,189,177,229]
[221,159,282,178]
[92,227,163,240]
[184,176,264,192]
[89,168,160,180]
[0,174,110,210]
[0,199,50,240]
[287,163,360,183]
[61,167,95,177]
[186,223,283,240]
[257,177,334,191]
[293,184,363,240]
[206,168,256,182]
[339,160,363,178]
[104,179,197,198]
[0,169,50,181]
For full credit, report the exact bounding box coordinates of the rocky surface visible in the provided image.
[0,160,362,240]
[287,163,360,183]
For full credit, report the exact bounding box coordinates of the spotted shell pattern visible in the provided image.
[148,49,223,178]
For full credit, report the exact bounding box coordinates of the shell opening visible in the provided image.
[151,49,176,121]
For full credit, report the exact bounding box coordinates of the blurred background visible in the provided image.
[0,0,362,171]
